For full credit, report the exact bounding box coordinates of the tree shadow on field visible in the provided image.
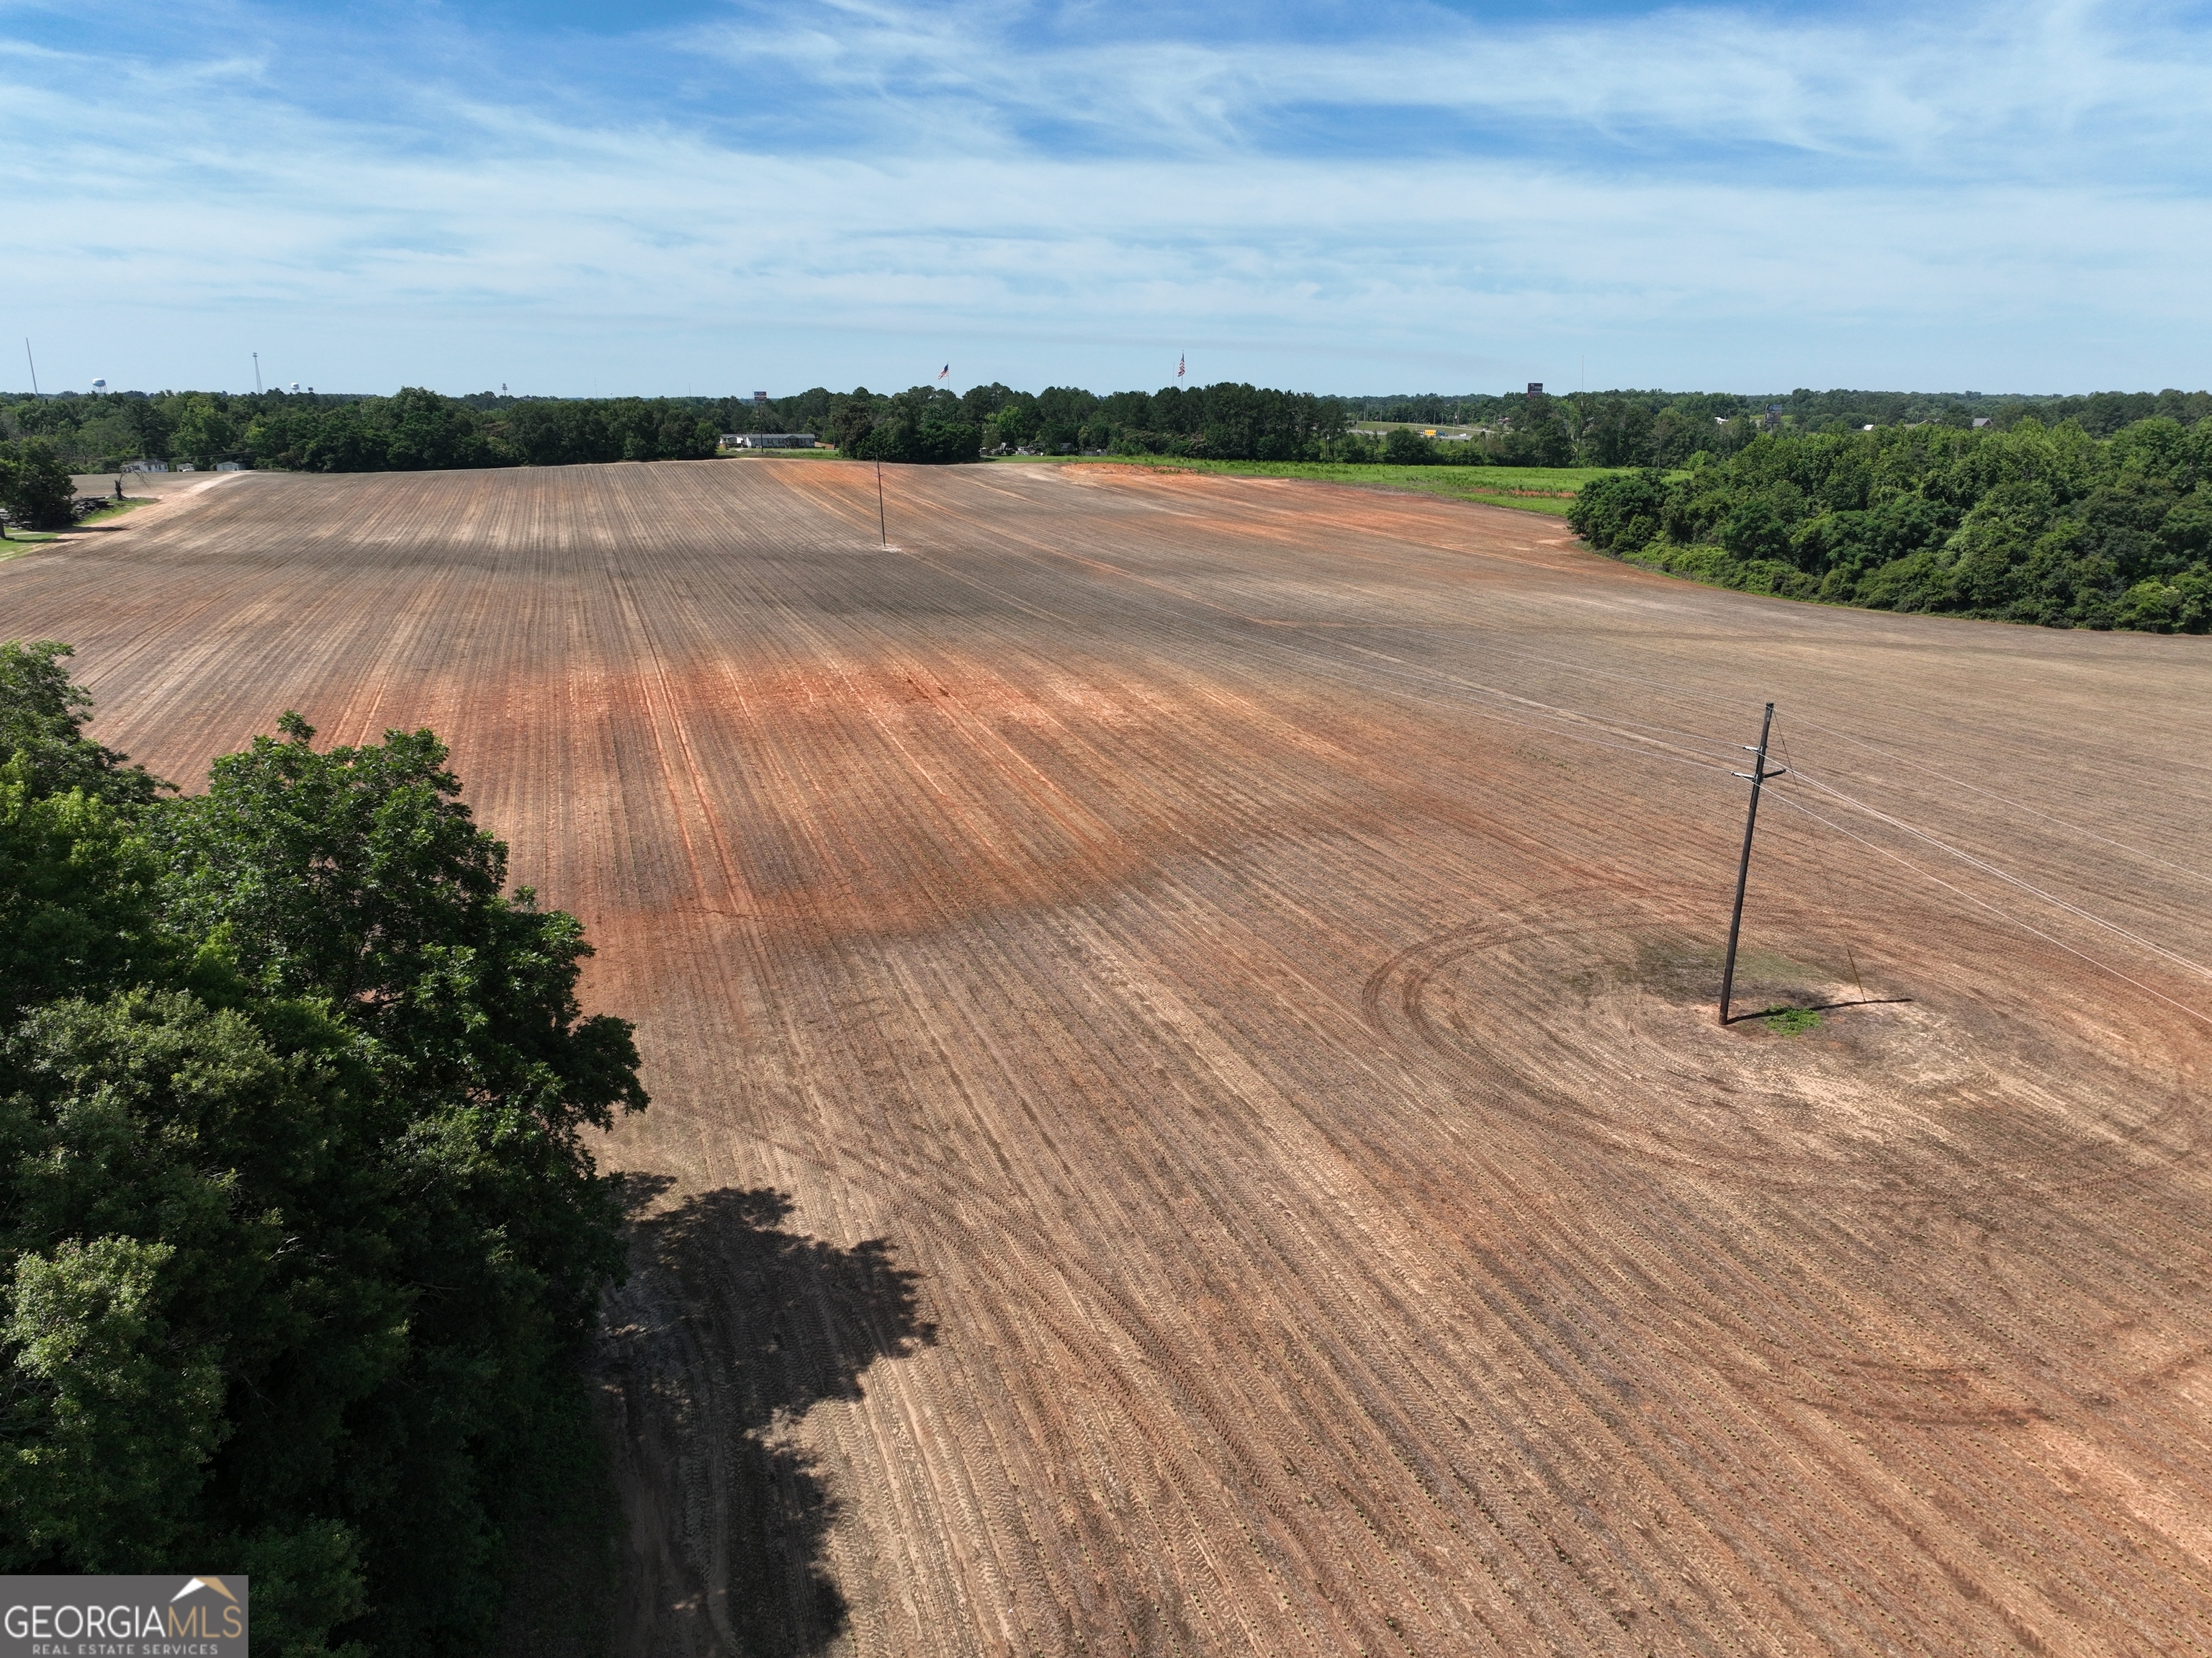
[598,1183,935,1658]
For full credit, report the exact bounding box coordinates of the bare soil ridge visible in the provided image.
[6,458,2209,1656]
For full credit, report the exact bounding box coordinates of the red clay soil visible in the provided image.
[6,459,2211,1657]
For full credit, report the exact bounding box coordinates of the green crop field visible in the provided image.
[1001,453,1632,516]
[1348,420,1481,439]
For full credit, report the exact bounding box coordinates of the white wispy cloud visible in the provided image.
[686,0,2212,174]
[2,0,2206,393]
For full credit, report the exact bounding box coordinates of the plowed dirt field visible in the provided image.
[6,458,2211,1657]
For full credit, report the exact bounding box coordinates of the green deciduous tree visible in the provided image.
[0,439,76,531]
[172,398,242,467]
[0,651,647,1658]
[0,642,166,807]
[1567,470,1668,555]
[1382,427,1436,466]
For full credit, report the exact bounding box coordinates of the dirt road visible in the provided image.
[6,458,2210,1656]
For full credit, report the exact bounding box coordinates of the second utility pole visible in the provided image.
[876,457,887,549]
[1719,701,1788,1024]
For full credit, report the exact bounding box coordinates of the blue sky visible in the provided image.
[4,0,2208,397]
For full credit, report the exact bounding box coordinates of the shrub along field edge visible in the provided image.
[1569,417,2212,633]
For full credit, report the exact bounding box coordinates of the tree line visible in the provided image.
[0,388,722,474]
[0,382,1362,471]
[8,383,2211,478]
[0,643,646,1654]
[1569,416,2212,632]
[1344,387,2212,452]
[757,384,2212,470]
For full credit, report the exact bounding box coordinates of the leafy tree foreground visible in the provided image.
[1570,418,2212,632]
[0,643,646,1655]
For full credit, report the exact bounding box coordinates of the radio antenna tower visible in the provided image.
[1719,701,1789,1024]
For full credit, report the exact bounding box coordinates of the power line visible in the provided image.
[1781,712,2208,887]
[1274,646,2212,1021]
[1763,788,2212,1031]
[863,497,2211,1013]
[1789,766,2212,985]
[1759,718,1868,1000]
[1405,642,2206,886]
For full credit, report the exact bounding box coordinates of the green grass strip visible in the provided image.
[990,454,1632,516]
[71,496,155,526]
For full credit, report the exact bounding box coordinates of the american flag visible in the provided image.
[937,364,950,380]
[1174,354,1185,380]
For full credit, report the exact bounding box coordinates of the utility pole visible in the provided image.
[1719,701,1788,1024]
[253,352,262,394]
[24,339,39,398]
[876,457,887,549]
